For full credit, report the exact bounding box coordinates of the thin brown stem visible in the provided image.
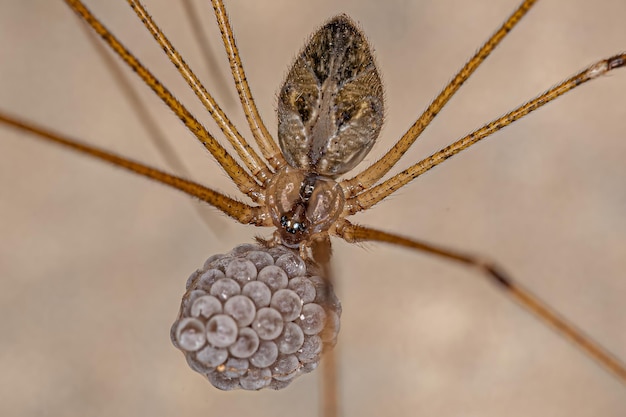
[63,0,264,201]
[0,111,272,226]
[334,218,626,383]
[342,0,538,197]
[210,0,286,170]
[345,54,626,215]
[314,235,340,417]
[321,346,339,417]
[127,0,272,185]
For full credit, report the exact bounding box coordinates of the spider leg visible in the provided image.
[64,0,264,202]
[321,346,340,417]
[313,234,340,417]
[78,23,225,235]
[333,218,626,383]
[211,0,286,171]
[127,0,273,185]
[341,0,538,198]
[79,24,189,188]
[344,54,626,214]
[181,0,238,110]
[0,112,271,226]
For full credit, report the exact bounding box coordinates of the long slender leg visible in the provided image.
[181,0,236,109]
[333,218,626,383]
[78,21,227,235]
[313,235,340,417]
[63,0,264,202]
[79,23,186,183]
[211,0,286,170]
[321,347,339,417]
[341,0,538,198]
[344,54,626,215]
[127,0,273,185]
[0,111,272,227]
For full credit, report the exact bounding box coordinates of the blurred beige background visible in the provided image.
[0,1,625,416]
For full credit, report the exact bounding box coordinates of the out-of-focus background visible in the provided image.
[0,1,625,416]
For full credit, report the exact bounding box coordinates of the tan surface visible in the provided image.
[0,1,625,416]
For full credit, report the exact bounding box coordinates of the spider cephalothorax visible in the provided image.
[266,166,344,248]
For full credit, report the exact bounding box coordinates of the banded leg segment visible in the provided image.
[321,347,339,417]
[127,0,272,185]
[79,21,229,235]
[345,54,626,215]
[64,0,263,201]
[78,22,190,189]
[211,0,286,170]
[0,112,271,226]
[181,0,237,109]
[333,219,626,383]
[341,0,539,197]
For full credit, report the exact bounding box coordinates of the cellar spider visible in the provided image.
[0,0,625,416]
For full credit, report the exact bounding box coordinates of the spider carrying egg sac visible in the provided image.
[171,244,342,390]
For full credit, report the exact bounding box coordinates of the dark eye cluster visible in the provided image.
[171,244,341,390]
[280,215,307,235]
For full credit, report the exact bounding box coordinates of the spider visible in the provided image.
[0,0,625,416]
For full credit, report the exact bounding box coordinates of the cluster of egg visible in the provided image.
[171,243,341,390]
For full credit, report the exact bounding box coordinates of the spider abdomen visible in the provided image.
[277,14,384,177]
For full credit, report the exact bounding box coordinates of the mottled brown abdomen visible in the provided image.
[277,15,384,177]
